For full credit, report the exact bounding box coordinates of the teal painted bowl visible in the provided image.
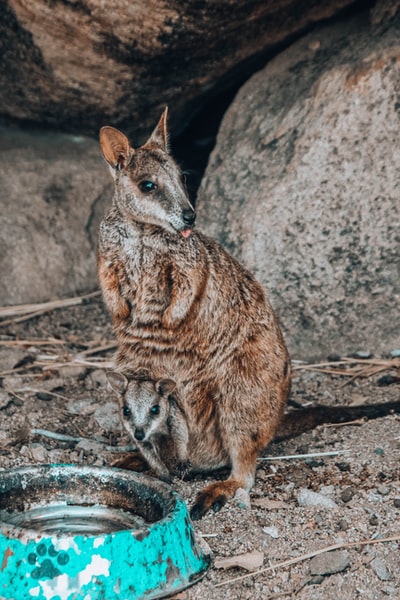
[0,465,210,599]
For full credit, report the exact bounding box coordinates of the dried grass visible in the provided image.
[0,291,100,326]
[293,356,400,385]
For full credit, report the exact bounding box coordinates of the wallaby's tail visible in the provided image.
[274,400,400,442]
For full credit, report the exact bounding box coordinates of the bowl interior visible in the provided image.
[0,465,176,536]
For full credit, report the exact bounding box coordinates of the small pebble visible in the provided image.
[297,488,338,509]
[374,448,385,456]
[35,391,53,402]
[309,550,350,575]
[340,487,355,503]
[354,350,372,359]
[262,526,279,539]
[30,444,49,462]
[393,498,400,508]
[390,349,400,358]
[377,375,399,386]
[319,485,335,496]
[336,519,349,531]
[369,514,379,526]
[305,459,324,468]
[370,557,391,581]
[335,461,351,472]
[377,484,390,496]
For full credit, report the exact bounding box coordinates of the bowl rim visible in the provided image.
[0,463,180,541]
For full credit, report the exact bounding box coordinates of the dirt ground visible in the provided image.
[0,293,399,600]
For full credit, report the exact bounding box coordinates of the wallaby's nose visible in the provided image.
[134,428,145,441]
[182,208,196,226]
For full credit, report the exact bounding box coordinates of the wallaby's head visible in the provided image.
[99,108,196,237]
[107,371,176,442]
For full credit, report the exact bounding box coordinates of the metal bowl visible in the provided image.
[0,464,210,599]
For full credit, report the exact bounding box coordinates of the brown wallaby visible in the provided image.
[108,369,400,478]
[107,371,190,483]
[98,108,291,519]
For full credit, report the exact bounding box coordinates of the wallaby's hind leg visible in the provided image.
[190,445,258,520]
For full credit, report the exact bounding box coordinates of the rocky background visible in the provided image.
[1,0,399,359]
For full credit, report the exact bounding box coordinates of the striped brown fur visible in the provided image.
[98,108,291,519]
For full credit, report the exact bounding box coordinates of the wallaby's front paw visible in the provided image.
[175,460,192,479]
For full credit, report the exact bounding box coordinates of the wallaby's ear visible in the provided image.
[145,107,169,152]
[107,371,128,395]
[99,126,133,171]
[155,379,176,397]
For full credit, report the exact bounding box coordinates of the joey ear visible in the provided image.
[99,126,133,171]
[107,371,128,395]
[145,107,169,152]
[155,379,176,397]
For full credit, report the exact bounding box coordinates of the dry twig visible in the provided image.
[293,357,400,384]
[215,534,400,587]
[0,291,100,326]
[258,449,350,462]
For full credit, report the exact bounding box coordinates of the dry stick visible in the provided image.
[79,342,117,357]
[38,357,114,371]
[0,338,67,347]
[31,428,136,453]
[293,357,400,369]
[258,450,350,462]
[293,357,400,378]
[324,417,367,428]
[215,534,400,588]
[0,291,100,326]
[0,365,39,377]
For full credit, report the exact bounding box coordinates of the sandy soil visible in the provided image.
[0,294,399,599]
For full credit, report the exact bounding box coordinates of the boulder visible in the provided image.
[1,0,356,140]
[0,127,111,305]
[197,7,400,359]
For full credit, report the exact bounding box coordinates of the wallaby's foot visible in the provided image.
[173,460,192,479]
[190,479,242,520]
[111,451,148,472]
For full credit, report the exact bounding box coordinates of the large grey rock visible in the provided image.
[1,0,356,140]
[0,127,111,305]
[197,8,400,359]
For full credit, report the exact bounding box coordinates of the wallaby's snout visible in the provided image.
[134,428,145,441]
[182,208,196,227]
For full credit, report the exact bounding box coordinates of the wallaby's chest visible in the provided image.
[101,220,180,317]
[122,235,173,308]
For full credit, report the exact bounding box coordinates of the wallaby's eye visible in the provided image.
[123,406,131,417]
[139,180,157,193]
[150,404,160,415]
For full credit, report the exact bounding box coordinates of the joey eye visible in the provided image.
[139,180,157,193]
[123,406,131,417]
[150,404,160,415]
